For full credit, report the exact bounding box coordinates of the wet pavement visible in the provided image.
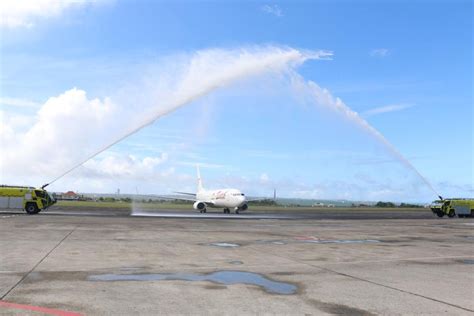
[89,271,298,295]
[0,205,435,220]
[0,210,473,315]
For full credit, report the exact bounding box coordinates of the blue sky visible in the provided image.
[0,0,472,202]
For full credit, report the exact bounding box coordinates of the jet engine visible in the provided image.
[193,201,206,210]
[234,204,248,213]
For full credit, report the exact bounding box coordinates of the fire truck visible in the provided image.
[0,185,56,214]
[430,198,474,218]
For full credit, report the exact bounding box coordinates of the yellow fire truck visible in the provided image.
[0,185,56,214]
[431,198,474,218]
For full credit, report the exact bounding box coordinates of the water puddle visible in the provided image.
[258,238,379,245]
[209,242,240,248]
[88,271,297,295]
[229,260,243,265]
[120,267,145,271]
[301,239,380,244]
[460,259,474,265]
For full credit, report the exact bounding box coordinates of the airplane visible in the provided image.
[171,166,268,214]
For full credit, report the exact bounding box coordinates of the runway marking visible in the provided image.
[0,301,83,316]
[0,226,78,300]
[250,243,474,313]
[317,266,474,313]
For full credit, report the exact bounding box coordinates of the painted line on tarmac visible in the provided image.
[249,242,474,313]
[0,301,83,316]
[1,227,78,301]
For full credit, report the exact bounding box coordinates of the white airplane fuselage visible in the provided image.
[196,188,246,209]
[178,166,251,213]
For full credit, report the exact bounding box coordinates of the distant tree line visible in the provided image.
[375,201,422,208]
[93,197,188,204]
[248,199,278,206]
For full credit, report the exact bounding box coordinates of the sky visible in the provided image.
[0,0,472,202]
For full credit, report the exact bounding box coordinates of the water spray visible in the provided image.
[41,46,439,200]
[290,74,441,198]
[43,47,324,188]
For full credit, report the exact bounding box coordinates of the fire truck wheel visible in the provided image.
[447,210,455,218]
[25,203,39,215]
[436,211,444,218]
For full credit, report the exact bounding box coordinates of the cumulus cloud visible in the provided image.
[0,88,172,190]
[0,0,109,28]
[0,97,41,108]
[1,88,117,177]
[370,48,389,57]
[262,4,283,17]
[1,46,326,190]
[259,173,269,183]
[82,153,169,179]
[362,103,414,117]
[1,45,434,201]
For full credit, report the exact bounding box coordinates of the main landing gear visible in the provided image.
[199,209,207,213]
[223,208,239,214]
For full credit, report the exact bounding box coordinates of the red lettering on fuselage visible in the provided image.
[213,190,227,200]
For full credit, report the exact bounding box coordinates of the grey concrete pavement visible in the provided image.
[0,213,473,315]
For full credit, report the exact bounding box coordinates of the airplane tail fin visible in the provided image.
[197,165,204,192]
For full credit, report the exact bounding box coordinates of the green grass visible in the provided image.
[55,200,425,212]
[56,200,184,209]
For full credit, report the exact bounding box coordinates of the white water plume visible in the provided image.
[45,46,331,186]
[2,45,438,199]
[289,72,440,197]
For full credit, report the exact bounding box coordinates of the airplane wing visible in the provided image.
[170,196,197,202]
[154,194,217,207]
[155,194,196,202]
[246,197,275,202]
[173,191,196,196]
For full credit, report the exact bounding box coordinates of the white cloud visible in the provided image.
[260,173,269,183]
[0,97,41,108]
[82,153,169,179]
[362,104,414,117]
[291,189,324,199]
[370,48,389,57]
[177,161,225,169]
[1,88,118,178]
[262,4,283,17]
[0,0,109,28]
[1,46,325,191]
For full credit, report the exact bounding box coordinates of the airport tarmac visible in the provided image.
[1,209,473,315]
[2,205,435,220]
